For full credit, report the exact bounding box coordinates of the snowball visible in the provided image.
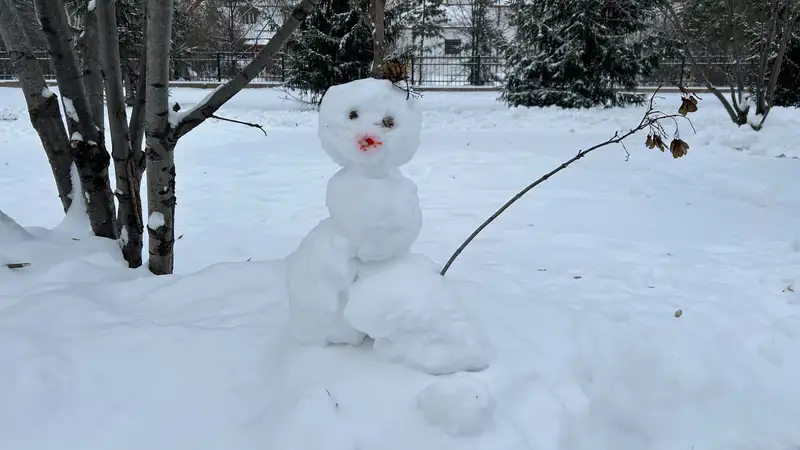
[41,86,54,98]
[345,253,494,375]
[62,97,79,122]
[148,212,165,230]
[326,167,422,263]
[417,374,496,436]
[285,218,366,346]
[318,78,422,176]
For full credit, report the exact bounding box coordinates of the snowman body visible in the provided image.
[285,78,492,375]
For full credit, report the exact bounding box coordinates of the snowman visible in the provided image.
[285,77,493,376]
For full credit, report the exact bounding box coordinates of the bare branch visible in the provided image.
[440,89,696,276]
[661,1,744,125]
[210,114,268,135]
[173,0,320,139]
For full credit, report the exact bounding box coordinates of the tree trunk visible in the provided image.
[34,0,117,238]
[10,0,47,50]
[79,9,105,135]
[140,0,321,275]
[145,0,177,275]
[98,0,144,268]
[0,0,73,213]
[371,0,386,77]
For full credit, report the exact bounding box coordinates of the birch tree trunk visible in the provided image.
[0,0,73,212]
[140,0,319,274]
[79,8,105,135]
[34,0,117,238]
[10,0,47,49]
[145,0,177,275]
[98,0,145,268]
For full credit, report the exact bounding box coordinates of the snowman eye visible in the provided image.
[381,116,395,128]
[349,110,358,120]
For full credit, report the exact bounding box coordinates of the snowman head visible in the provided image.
[318,78,422,175]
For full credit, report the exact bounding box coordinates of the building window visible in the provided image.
[444,39,462,55]
[240,7,260,25]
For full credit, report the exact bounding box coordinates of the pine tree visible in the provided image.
[773,35,800,108]
[501,0,662,108]
[283,0,405,103]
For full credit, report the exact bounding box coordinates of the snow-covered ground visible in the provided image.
[1,86,799,450]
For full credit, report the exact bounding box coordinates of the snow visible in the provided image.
[148,211,165,229]
[346,253,493,374]
[87,0,95,11]
[40,86,54,98]
[416,374,496,436]
[1,84,800,450]
[52,164,92,237]
[70,131,83,141]
[61,96,79,122]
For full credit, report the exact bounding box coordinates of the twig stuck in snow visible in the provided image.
[210,114,268,136]
[440,86,698,276]
[6,262,31,269]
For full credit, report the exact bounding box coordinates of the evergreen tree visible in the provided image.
[500,0,662,108]
[283,0,405,103]
[774,36,800,108]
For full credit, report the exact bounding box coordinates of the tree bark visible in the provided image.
[0,0,73,213]
[371,0,386,77]
[34,0,117,238]
[98,0,144,268]
[145,0,176,275]
[79,8,105,135]
[10,0,47,50]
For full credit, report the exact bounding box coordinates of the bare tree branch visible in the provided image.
[0,0,73,212]
[661,0,746,126]
[440,89,696,276]
[173,0,320,139]
[209,114,268,135]
[98,0,145,267]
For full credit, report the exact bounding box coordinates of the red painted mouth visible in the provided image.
[358,135,383,151]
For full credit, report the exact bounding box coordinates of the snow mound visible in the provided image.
[0,209,30,244]
[317,77,422,175]
[417,374,496,437]
[345,253,493,375]
[52,164,93,237]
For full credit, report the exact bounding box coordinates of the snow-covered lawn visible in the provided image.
[1,86,799,450]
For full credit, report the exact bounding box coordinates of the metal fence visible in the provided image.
[0,51,727,88]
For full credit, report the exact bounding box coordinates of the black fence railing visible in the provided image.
[0,51,730,88]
